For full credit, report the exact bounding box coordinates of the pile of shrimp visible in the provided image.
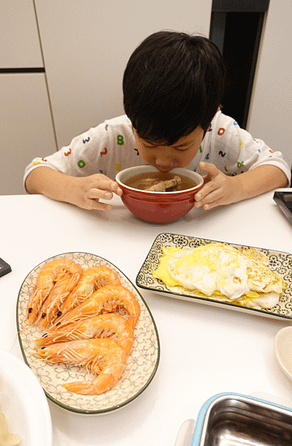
[26,258,140,395]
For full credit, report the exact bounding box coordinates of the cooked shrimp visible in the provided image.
[34,338,128,395]
[59,266,121,318]
[27,258,83,324]
[36,313,134,354]
[39,270,83,329]
[53,285,140,330]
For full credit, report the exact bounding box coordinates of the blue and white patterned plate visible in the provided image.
[136,233,292,320]
[17,252,160,415]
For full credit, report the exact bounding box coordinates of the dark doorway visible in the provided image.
[210,1,270,128]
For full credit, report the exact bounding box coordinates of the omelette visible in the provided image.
[152,243,285,309]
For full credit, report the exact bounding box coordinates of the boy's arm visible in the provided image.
[194,162,288,210]
[25,167,122,211]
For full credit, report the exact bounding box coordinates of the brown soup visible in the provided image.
[124,172,197,192]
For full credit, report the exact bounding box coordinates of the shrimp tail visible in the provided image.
[63,368,124,395]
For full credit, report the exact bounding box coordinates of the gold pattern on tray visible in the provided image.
[136,233,292,320]
[17,252,160,415]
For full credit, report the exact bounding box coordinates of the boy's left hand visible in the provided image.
[194,161,237,210]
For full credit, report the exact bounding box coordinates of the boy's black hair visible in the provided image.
[123,31,226,145]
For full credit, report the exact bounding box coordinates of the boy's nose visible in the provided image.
[155,156,174,170]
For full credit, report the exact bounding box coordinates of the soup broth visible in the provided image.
[124,172,197,192]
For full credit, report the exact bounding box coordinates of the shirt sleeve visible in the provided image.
[23,122,110,190]
[207,112,291,184]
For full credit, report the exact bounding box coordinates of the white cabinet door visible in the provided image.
[0,0,43,68]
[0,73,57,195]
[34,0,212,149]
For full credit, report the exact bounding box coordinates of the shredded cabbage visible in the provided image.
[0,410,21,446]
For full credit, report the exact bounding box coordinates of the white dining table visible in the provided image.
[1,190,292,446]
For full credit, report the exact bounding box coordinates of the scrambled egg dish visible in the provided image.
[152,243,284,309]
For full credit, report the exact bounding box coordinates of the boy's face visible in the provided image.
[133,126,205,172]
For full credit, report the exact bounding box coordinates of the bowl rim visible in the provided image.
[115,166,204,195]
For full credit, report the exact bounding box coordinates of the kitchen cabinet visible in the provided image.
[0,0,56,195]
[0,0,42,68]
[0,73,57,195]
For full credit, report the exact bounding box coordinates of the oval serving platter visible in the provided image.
[136,233,292,321]
[17,252,160,415]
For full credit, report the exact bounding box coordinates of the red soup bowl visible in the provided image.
[115,166,204,223]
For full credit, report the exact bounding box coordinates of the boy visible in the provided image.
[24,31,290,211]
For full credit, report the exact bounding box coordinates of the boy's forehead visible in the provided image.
[173,128,203,146]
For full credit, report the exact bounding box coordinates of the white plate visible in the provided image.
[274,326,292,381]
[0,348,52,446]
[17,252,160,415]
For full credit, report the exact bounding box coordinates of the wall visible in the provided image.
[34,0,212,149]
[247,0,292,169]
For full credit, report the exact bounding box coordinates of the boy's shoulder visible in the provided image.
[104,115,132,131]
[105,114,131,124]
[211,110,238,129]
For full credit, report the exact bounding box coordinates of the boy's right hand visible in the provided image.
[73,173,123,211]
[25,168,123,211]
